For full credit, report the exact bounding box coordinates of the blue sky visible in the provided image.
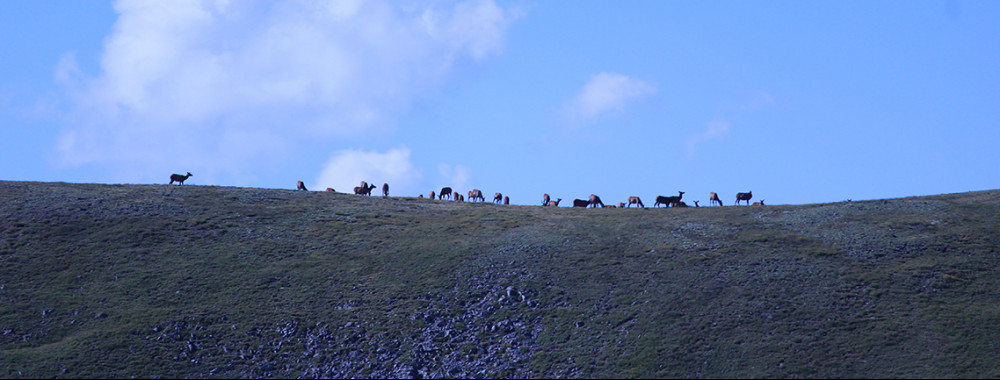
[2,0,999,206]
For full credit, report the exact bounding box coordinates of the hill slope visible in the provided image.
[1,181,999,378]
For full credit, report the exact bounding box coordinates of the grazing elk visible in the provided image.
[654,191,684,208]
[494,192,503,204]
[709,192,723,206]
[468,189,485,202]
[542,193,551,206]
[549,198,562,207]
[588,194,605,208]
[736,191,753,205]
[572,199,590,207]
[456,194,465,202]
[439,187,453,200]
[169,172,193,185]
[752,200,765,206]
[627,196,644,208]
[297,181,308,191]
[429,191,436,200]
[503,196,509,205]
[382,183,389,197]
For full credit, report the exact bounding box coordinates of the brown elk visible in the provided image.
[654,191,684,207]
[354,184,376,196]
[752,199,765,206]
[542,193,551,206]
[297,181,308,191]
[588,194,605,208]
[439,187,453,200]
[736,191,753,205]
[627,196,644,208]
[617,202,626,208]
[169,172,193,185]
[503,196,509,205]
[382,183,389,197]
[548,198,562,207]
[429,190,436,199]
[494,192,503,204]
[604,204,617,208]
[326,188,335,192]
[709,192,722,206]
[468,189,485,202]
[455,193,465,202]
[572,199,590,207]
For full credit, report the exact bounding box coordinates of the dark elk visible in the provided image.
[572,199,590,207]
[627,196,644,208]
[654,191,684,207]
[296,181,308,191]
[736,191,753,205]
[494,192,503,204]
[709,192,723,206]
[439,187,453,200]
[542,193,551,206]
[169,172,193,185]
[382,183,389,197]
[354,184,376,196]
[503,196,509,205]
[588,194,604,208]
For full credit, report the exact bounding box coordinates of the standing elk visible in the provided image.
[542,194,551,206]
[503,196,509,205]
[572,199,590,207]
[382,183,389,197]
[468,189,485,202]
[654,191,684,207]
[627,196,644,208]
[439,187,453,200]
[709,192,723,206]
[736,191,753,205]
[354,184,376,196]
[494,192,503,204]
[297,181,308,191]
[169,172,193,185]
[588,194,604,208]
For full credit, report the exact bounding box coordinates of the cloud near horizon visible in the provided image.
[562,72,656,124]
[314,146,421,195]
[53,0,519,184]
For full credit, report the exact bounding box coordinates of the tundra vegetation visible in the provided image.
[1,181,1000,378]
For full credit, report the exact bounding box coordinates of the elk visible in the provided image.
[572,199,590,207]
[694,200,700,207]
[654,191,684,207]
[627,196,644,208]
[736,191,753,205]
[326,188,335,192]
[468,189,485,202]
[548,198,562,207]
[752,200,766,206]
[709,192,723,206]
[604,204,617,208]
[456,194,465,202]
[503,196,509,205]
[439,187,453,200]
[588,194,604,208]
[429,191,436,199]
[673,201,689,207]
[494,192,503,204]
[169,172,193,185]
[617,202,626,208]
[354,184,376,196]
[382,183,389,197]
[297,181,308,191]
[542,193,551,206]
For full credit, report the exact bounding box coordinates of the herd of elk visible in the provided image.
[173,173,762,209]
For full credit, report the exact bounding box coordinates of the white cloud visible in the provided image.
[314,146,421,195]
[684,120,730,159]
[563,72,656,122]
[54,0,519,183]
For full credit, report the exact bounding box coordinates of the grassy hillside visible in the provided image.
[1,181,999,378]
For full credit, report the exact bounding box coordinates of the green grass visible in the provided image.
[2,181,1000,378]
